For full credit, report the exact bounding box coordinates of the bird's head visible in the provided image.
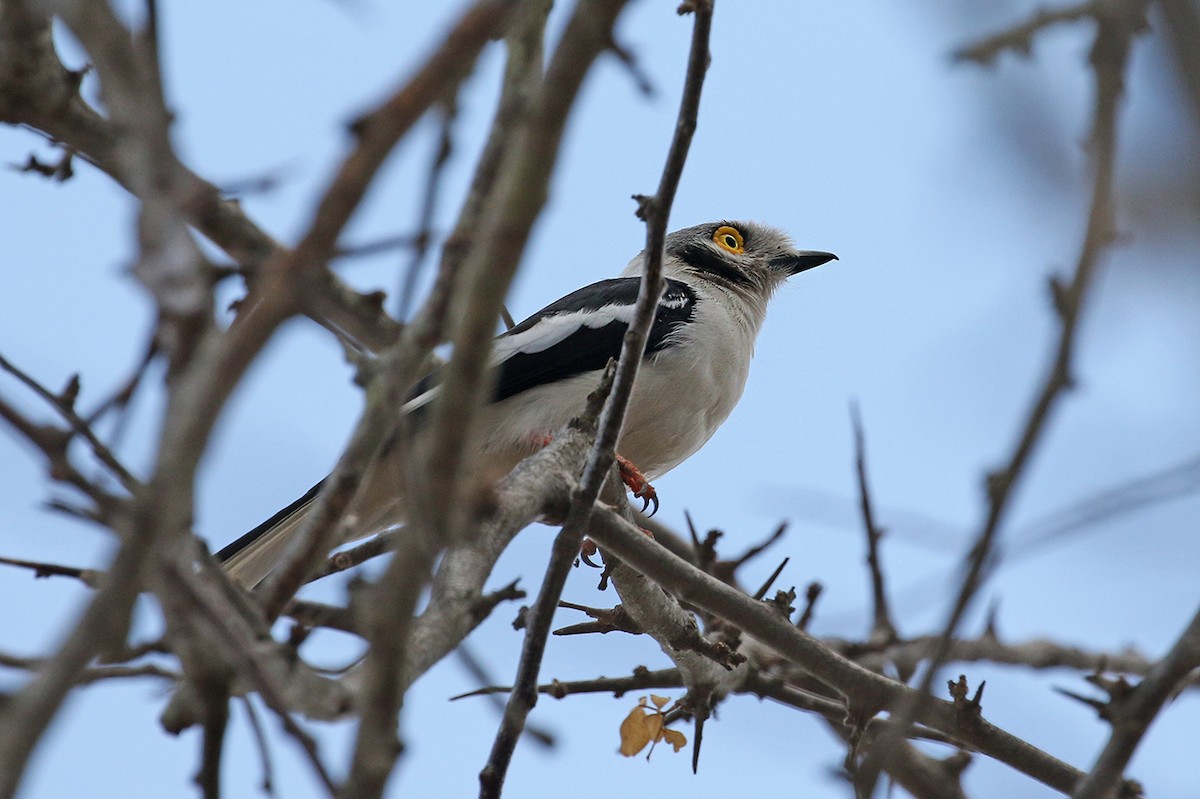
[623,221,836,300]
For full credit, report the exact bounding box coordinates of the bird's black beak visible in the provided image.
[773,250,838,276]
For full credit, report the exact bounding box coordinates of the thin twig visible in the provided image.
[84,336,156,426]
[0,555,100,587]
[480,3,712,794]
[309,532,398,582]
[0,653,178,684]
[953,1,1097,64]
[851,403,895,644]
[724,521,787,573]
[397,95,457,320]
[241,698,277,798]
[0,352,138,490]
[0,393,116,516]
[750,558,789,601]
[453,668,684,701]
[455,645,556,748]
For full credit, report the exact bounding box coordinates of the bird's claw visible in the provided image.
[636,485,659,516]
[580,538,601,568]
[616,454,659,517]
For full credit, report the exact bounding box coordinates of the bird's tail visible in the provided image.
[216,479,325,588]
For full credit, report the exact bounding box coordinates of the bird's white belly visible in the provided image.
[619,343,749,478]
[476,342,750,482]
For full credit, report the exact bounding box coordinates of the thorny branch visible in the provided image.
[584,504,1091,795]
[1073,605,1200,798]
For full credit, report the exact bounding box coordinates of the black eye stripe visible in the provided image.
[676,242,755,288]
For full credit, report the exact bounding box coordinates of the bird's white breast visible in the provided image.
[617,296,756,478]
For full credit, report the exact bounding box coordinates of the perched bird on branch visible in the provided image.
[218,221,835,586]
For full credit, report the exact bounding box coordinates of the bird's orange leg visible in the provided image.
[616,454,658,517]
[529,434,659,516]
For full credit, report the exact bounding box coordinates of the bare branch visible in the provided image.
[851,403,895,644]
[1074,605,1200,798]
[453,668,685,702]
[1158,0,1200,129]
[282,0,511,323]
[454,645,556,749]
[0,652,178,685]
[482,3,712,792]
[0,351,139,490]
[953,2,1097,64]
[161,559,340,794]
[252,1,514,619]
[398,418,590,689]
[396,96,457,320]
[241,697,277,798]
[0,528,156,799]
[0,1,399,350]
[0,555,100,587]
[879,0,1148,773]
[583,505,1091,796]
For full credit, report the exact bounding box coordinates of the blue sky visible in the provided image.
[2,2,1198,797]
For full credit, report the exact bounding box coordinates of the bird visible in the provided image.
[218,221,835,586]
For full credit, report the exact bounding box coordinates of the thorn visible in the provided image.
[1053,685,1110,719]
[752,557,789,601]
[731,521,788,569]
[684,510,700,548]
[60,374,81,408]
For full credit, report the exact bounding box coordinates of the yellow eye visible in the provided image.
[712,225,744,254]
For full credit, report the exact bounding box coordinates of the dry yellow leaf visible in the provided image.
[617,696,687,758]
[619,706,652,756]
[660,727,687,753]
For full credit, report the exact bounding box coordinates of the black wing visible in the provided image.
[491,277,696,402]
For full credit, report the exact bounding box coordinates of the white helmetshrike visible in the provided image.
[218,221,835,586]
